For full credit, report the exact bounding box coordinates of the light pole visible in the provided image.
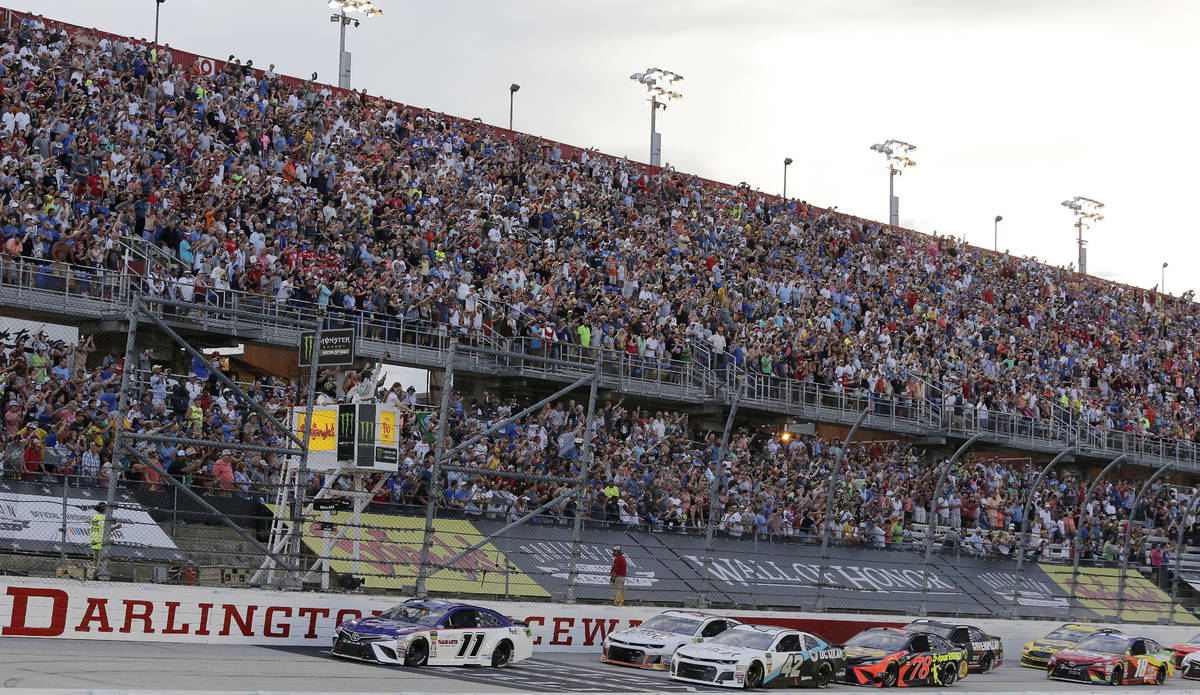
[154,0,165,49]
[1060,196,1104,275]
[870,139,916,227]
[1162,262,1168,294]
[630,68,683,167]
[993,215,1002,252]
[782,157,793,200]
[328,0,383,90]
[508,83,520,131]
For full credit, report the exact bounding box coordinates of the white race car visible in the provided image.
[331,599,533,667]
[602,610,740,669]
[1182,650,1200,680]
[670,624,847,689]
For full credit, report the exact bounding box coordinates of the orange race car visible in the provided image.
[840,627,969,687]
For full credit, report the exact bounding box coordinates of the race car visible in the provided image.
[669,624,846,689]
[840,627,968,687]
[1181,650,1200,680]
[1046,633,1174,685]
[602,610,740,669]
[1019,623,1123,668]
[331,598,533,667]
[1170,632,1200,669]
[904,619,1004,673]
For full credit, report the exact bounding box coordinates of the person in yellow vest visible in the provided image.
[89,502,121,579]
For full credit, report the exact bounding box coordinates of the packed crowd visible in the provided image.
[2,327,1197,565]
[3,15,1200,461]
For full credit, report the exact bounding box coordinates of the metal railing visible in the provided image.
[1,259,1199,471]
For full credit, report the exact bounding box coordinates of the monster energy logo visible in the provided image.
[299,329,355,366]
[340,411,355,433]
[359,419,374,441]
[302,335,315,359]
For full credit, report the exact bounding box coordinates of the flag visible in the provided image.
[415,412,436,444]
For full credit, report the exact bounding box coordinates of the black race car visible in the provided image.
[905,619,1004,673]
[841,627,969,687]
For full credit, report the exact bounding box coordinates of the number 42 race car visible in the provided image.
[331,598,533,668]
[1047,633,1173,685]
[841,627,969,687]
[670,624,846,688]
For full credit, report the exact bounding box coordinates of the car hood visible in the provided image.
[1053,649,1120,665]
[1173,643,1200,653]
[677,643,757,660]
[340,616,435,638]
[844,646,895,664]
[610,628,689,645]
[1025,638,1076,651]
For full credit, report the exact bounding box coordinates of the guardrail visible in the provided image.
[0,259,1198,471]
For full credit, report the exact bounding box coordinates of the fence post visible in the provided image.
[919,434,980,616]
[1068,454,1128,619]
[1013,448,1074,616]
[1117,461,1173,621]
[698,396,739,609]
[98,298,140,580]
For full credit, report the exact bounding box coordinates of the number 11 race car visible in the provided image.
[669,624,846,689]
[840,627,968,687]
[1047,633,1173,685]
[331,599,533,667]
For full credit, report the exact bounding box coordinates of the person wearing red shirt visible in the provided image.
[610,546,627,606]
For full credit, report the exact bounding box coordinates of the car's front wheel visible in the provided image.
[491,640,513,668]
[404,639,428,667]
[881,664,899,687]
[814,663,832,688]
[1153,665,1167,685]
[744,661,764,689]
[1109,665,1123,686]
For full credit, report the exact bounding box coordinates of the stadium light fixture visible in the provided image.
[1162,261,1168,294]
[1060,196,1104,275]
[993,215,1003,252]
[783,157,794,200]
[328,0,383,90]
[871,139,916,227]
[630,67,684,167]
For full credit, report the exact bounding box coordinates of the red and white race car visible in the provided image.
[1047,633,1174,686]
[1170,632,1200,671]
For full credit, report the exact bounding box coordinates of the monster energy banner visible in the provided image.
[299,328,355,367]
[357,404,376,467]
[337,404,356,461]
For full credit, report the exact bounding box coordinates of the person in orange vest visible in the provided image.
[610,546,627,606]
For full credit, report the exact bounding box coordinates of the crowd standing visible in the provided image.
[0,15,1198,569]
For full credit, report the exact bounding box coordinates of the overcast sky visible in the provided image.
[16,0,1200,294]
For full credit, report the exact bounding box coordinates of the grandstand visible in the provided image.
[0,7,1198,623]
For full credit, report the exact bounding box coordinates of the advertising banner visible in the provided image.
[1041,565,1198,624]
[0,481,184,563]
[298,328,354,367]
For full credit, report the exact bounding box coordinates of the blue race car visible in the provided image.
[332,598,533,667]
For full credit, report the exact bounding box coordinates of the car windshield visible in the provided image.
[1046,627,1096,643]
[378,604,444,626]
[638,615,702,635]
[709,629,775,651]
[1074,636,1129,655]
[908,623,953,639]
[846,631,908,651]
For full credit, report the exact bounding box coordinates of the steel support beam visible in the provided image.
[416,340,456,597]
[1069,454,1128,617]
[1170,488,1200,624]
[98,302,138,579]
[918,434,980,616]
[1013,448,1074,614]
[698,397,739,608]
[1117,460,1173,621]
[565,361,601,604]
[816,407,869,612]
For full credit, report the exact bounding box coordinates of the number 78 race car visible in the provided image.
[331,599,533,667]
[670,624,846,689]
[840,627,969,687]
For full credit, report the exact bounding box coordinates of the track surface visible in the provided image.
[0,639,1195,693]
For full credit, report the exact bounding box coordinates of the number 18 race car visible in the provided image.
[1047,633,1173,685]
[602,610,740,669]
[669,624,846,689]
[904,619,1003,673]
[331,598,533,667]
[840,627,968,687]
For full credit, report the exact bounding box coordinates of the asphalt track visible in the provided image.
[0,639,1196,694]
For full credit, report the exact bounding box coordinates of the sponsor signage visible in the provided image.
[291,405,402,471]
[356,404,376,468]
[336,404,356,462]
[299,329,355,367]
[1041,565,1197,624]
[0,482,183,563]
